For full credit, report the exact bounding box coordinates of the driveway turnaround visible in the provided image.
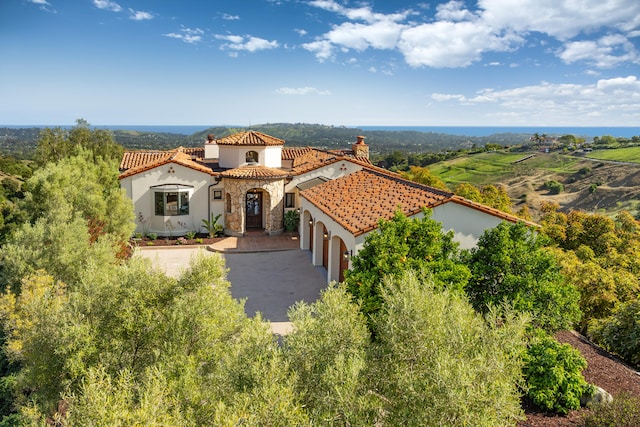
[137,247,327,334]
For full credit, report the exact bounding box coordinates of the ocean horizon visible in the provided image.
[2,124,638,139]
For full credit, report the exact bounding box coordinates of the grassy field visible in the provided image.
[428,151,583,187]
[586,146,640,163]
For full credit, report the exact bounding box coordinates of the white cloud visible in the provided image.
[558,34,639,68]
[435,0,476,22]
[129,9,153,21]
[215,34,279,52]
[478,0,640,40]
[398,20,520,68]
[222,13,239,20]
[295,28,308,36]
[304,0,640,69]
[29,0,50,4]
[164,27,204,44]
[92,0,122,12]
[431,76,640,123]
[302,39,334,62]
[275,86,331,95]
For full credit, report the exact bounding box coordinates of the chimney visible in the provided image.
[204,133,219,160]
[352,135,369,159]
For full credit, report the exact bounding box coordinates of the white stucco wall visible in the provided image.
[264,146,282,168]
[218,145,283,169]
[121,163,215,236]
[431,201,504,249]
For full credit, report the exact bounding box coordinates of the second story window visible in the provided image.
[246,150,259,163]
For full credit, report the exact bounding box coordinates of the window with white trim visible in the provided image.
[152,185,192,216]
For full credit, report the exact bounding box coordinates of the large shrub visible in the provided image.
[372,272,528,426]
[465,221,581,332]
[588,299,640,366]
[522,330,593,414]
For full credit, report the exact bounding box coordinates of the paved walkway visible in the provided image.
[137,235,326,336]
[208,232,301,253]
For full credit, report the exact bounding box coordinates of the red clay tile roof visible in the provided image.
[216,130,285,146]
[120,151,169,170]
[301,169,454,236]
[220,165,288,179]
[282,147,312,160]
[301,169,536,236]
[119,148,218,179]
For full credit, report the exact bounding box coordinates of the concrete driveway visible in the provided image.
[137,247,327,334]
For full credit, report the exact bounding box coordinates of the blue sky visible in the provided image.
[2,0,640,126]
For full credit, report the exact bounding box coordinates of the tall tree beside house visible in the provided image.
[1,151,134,292]
[24,151,133,246]
[344,209,470,327]
[34,119,123,167]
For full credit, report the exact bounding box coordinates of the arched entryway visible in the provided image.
[339,238,349,282]
[322,224,329,270]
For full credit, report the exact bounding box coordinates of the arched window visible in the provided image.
[245,150,259,163]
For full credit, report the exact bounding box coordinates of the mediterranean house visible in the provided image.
[119,130,530,283]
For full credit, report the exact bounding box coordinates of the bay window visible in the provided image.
[152,184,192,216]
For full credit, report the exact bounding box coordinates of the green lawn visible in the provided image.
[429,151,583,187]
[586,147,640,163]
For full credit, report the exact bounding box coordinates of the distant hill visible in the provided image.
[428,149,640,220]
[0,124,533,158]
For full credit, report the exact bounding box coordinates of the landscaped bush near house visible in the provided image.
[283,209,300,232]
[147,232,157,240]
[522,330,593,414]
[588,299,640,366]
[583,393,640,427]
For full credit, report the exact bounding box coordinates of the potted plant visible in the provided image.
[284,209,300,232]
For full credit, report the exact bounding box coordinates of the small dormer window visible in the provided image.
[246,150,259,163]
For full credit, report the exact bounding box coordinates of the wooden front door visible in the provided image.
[246,192,262,229]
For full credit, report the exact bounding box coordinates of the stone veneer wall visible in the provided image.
[223,177,285,236]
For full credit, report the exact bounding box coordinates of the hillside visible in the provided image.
[430,151,640,219]
[0,124,532,158]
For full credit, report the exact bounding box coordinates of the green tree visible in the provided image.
[284,284,376,425]
[465,221,581,332]
[0,253,305,424]
[454,183,512,213]
[34,119,123,167]
[589,298,640,366]
[371,272,528,426]
[22,151,133,244]
[0,206,119,292]
[400,166,448,190]
[344,209,470,325]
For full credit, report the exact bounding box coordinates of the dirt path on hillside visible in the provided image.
[500,157,640,219]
